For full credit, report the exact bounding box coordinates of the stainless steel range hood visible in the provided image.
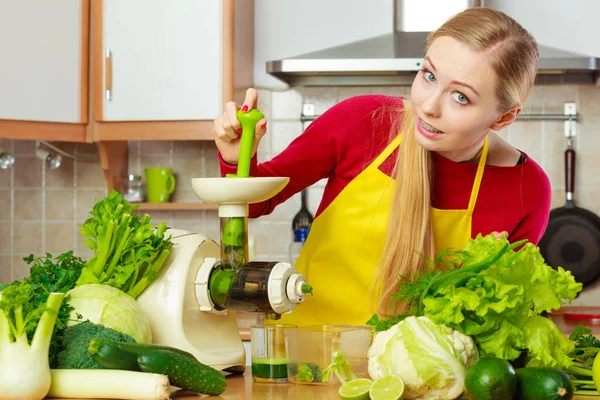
[266,1,599,87]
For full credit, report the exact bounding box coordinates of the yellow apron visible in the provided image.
[280,134,489,326]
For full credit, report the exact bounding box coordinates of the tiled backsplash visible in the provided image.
[2,84,600,304]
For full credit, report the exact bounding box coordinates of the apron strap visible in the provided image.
[372,134,402,169]
[371,133,487,212]
[467,136,489,211]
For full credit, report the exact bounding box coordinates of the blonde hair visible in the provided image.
[376,7,539,316]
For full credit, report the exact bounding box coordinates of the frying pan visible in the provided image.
[538,145,600,286]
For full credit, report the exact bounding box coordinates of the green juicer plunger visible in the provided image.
[222,109,264,251]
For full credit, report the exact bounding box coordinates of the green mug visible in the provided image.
[145,168,176,203]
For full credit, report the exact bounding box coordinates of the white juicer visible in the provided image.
[136,176,311,372]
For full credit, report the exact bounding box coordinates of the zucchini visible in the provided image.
[515,367,574,400]
[88,338,196,371]
[138,349,226,396]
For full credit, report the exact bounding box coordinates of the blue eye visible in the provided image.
[424,71,436,83]
[453,92,469,105]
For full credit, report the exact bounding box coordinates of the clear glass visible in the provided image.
[122,174,144,202]
[283,325,374,385]
[251,324,297,383]
[220,216,248,268]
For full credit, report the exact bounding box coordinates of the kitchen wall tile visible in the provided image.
[543,86,579,114]
[170,189,200,203]
[371,86,411,97]
[173,140,204,158]
[550,189,565,210]
[45,222,75,254]
[575,188,600,216]
[0,221,11,253]
[75,143,99,156]
[13,157,42,187]
[172,156,202,194]
[171,210,203,222]
[338,87,373,101]
[578,115,600,150]
[303,87,338,115]
[12,256,30,281]
[523,86,544,114]
[203,143,222,177]
[13,222,42,255]
[75,162,105,188]
[76,189,107,223]
[0,168,11,187]
[256,89,272,121]
[14,189,42,221]
[0,256,11,283]
[576,153,600,189]
[13,140,36,156]
[46,190,75,221]
[507,121,542,156]
[140,155,173,170]
[579,86,600,118]
[74,234,94,260]
[270,121,303,154]
[0,190,11,221]
[141,140,171,155]
[258,191,300,223]
[46,158,75,188]
[271,89,303,120]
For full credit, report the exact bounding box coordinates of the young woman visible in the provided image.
[213,8,551,326]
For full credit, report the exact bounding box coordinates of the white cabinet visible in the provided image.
[0,0,85,123]
[101,0,223,121]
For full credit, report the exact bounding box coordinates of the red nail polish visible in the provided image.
[261,121,267,129]
[236,128,243,133]
[241,105,248,112]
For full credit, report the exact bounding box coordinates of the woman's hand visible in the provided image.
[213,88,268,165]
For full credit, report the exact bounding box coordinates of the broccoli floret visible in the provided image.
[55,321,136,369]
[295,362,323,382]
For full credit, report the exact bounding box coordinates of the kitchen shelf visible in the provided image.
[133,202,218,211]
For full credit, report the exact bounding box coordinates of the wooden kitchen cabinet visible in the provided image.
[100,0,222,122]
[0,0,89,141]
[92,0,253,192]
[92,0,253,142]
[0,0,253,198]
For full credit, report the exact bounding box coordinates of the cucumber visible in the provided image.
[88,338,196,371]
[515,367,574,400]
[138,349,226,396]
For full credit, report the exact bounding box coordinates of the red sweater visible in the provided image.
[220,95,552,245]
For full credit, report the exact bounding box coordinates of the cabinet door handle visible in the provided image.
[105,49,113,101]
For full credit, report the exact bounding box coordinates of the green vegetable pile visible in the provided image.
[1,251,85,367]
[369,233,582,371]
[77,190,173,298]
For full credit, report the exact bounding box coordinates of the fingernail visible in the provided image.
[236,128,243,133]
[241,105,249,112]
[261,121,267,129]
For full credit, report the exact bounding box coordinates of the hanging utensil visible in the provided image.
[292,190,314,230]
[539,118,600,286]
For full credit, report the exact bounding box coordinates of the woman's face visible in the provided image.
[410,36,518,161]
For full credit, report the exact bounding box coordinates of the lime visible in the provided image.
[338,378,373,400]
[369,375,405,400]
[465,357,517,400]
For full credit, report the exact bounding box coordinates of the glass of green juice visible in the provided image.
[250,324,297,383]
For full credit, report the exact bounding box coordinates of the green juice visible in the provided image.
[252,357,288,380]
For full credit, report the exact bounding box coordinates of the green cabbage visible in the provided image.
[66,284,152,343]
[368,316,478,399]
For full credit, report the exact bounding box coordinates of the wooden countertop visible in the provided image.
[165,372,597,399]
